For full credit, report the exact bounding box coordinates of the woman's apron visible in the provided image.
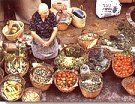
[31,37,59,60]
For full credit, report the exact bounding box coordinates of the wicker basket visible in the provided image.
[5,56,29,77]
[78,32,99,49]
[122,76,135,95]
[79,71,103,98]
[2,20,24,41]
[0,74,25,101]
[30,65,53,91]
[54,44,87,70]
[71,7,86,28]
[22,87,42,102]
[56,12,72,31]
[53,69,78,93]
[112,52,134,78]
[88,47,112,73]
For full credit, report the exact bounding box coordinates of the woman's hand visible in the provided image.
[42,41,51,47]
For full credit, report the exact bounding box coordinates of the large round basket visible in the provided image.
[21,87,42,102]
[30,65,53,91]
[54,44,87,70]
[112,52,134,78]
[0,74,25,101]
[53,69,78,93]
[122,76,135,95]
[78,32,99,49]
[79,71,103,98]
[5,56,29,77]
[88,47,112,73]
[2,20,24,41]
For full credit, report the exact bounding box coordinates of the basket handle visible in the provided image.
[80,5,83,10]
[15,21,22,29]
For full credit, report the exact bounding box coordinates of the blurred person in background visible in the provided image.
[0,0,41,24]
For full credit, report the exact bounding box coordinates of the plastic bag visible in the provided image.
[96,0,121,18]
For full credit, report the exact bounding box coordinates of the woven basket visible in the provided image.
[56,12,72,31]
[79,71,103,98]
[0,74,25,101]
[30,65,53,91]
[88,47,112,73]
[112,52,134,78]
[78,32,99,49]
[122,76,135,95]
[22,87,42,102]
[2,20,24,41]
[5,56,29,77]
[53,69,78,93]
[71,7,86,28]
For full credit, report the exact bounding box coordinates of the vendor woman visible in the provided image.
[30,3,59,60]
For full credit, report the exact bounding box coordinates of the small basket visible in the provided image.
[78,32,99,49]
[22,87,42,102]
[53,69,78,93]
[88,47,112,73]
[5,56,29,77]
[56,11,72,31]
[2,20,24,41]
[122,76,135,95]
[30,65,53,91]
[71,7,86,28]
[79,71,103,98]
[0,74,25,101]
[112,52,134,78]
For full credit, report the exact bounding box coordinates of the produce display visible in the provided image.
[122,76,135,95]
[54,45,87,70]
[3,81,22,101]
[31,67,52,84]
[112,53,134,78]
[79,73,103,92]
[88,47,111,73]
[99,34,132,51]
[54,70,78,92]
[22,87,41,102]
[5,57,28,76]
[78,32,98,49]
[9,24,20,34]
[0,74,25,101]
